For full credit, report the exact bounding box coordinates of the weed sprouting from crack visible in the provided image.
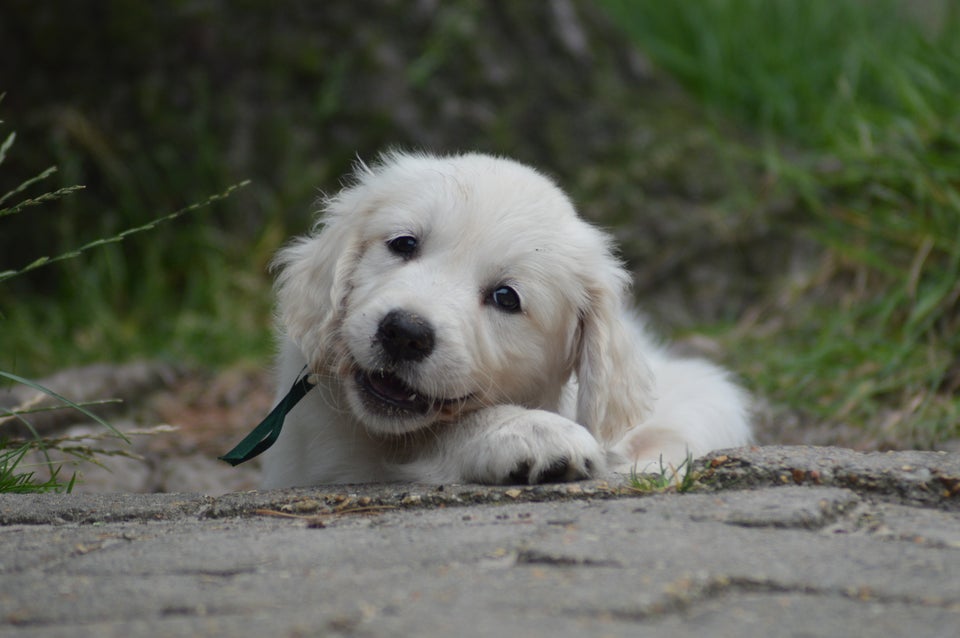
[626,452,700,494]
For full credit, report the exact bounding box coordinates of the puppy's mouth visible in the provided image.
[354,369,468,418]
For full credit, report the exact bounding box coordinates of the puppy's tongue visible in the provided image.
[368,371,419,402]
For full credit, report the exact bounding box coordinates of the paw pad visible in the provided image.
[507,457,591,485]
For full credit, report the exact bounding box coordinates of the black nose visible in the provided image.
[377,310,435,362]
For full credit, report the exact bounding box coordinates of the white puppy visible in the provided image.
[259,151,751,487]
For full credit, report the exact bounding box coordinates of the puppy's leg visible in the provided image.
[392,405,606,485]
[610,354,752,473]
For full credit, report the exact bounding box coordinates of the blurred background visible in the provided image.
[1,0,958,490]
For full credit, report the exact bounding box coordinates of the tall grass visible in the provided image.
[1,114,250,491]
[602,0,960,446]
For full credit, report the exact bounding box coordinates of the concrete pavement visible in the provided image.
[1,445,958,637]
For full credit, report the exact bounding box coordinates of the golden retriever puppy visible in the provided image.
[258,151,751,487]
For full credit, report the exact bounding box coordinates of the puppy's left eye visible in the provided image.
[489,285,522,313]
[387,235,419,257]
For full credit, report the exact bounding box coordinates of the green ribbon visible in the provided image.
[218,370,315,466]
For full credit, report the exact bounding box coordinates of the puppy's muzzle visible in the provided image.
[377,309,435,363]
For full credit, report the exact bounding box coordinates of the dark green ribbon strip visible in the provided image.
[218,370,315,466]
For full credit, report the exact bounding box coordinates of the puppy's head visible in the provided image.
[274,152,652,441]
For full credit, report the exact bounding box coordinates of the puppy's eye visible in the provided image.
[387,235,418,257]
[489,285,522,314]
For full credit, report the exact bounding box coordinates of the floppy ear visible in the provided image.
[272,183,369,367]
[575,261,654,445]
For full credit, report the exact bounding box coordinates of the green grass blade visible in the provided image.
[0,183,86,218]
[0,131,14,166]
[0,166,61,209]
[0,371,128,443]
[0,442,76,494]
[0,180,250,282]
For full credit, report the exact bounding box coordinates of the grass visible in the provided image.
[0,443,76,493]
[627,453,699,494]
[1,115,249,492]
[602,0,960,448]
[1,92,280,375]
[0,132,267,372]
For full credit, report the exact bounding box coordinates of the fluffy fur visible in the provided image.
[260,151,751,487]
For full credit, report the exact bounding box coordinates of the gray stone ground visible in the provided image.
[1,446,959,638]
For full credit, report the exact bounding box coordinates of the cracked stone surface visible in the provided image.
[1,446,959,637]
[699,445,960,509]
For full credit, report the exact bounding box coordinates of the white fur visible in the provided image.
[260,151,751,487]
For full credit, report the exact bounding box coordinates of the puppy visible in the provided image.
[259,151,751,487]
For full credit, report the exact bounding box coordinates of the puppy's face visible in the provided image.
[277,153,624,436]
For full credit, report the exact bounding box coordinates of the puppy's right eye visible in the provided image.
[489,285,522,314]
[387,235,418,257]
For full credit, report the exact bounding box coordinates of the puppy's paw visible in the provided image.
[458,409,605,485]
